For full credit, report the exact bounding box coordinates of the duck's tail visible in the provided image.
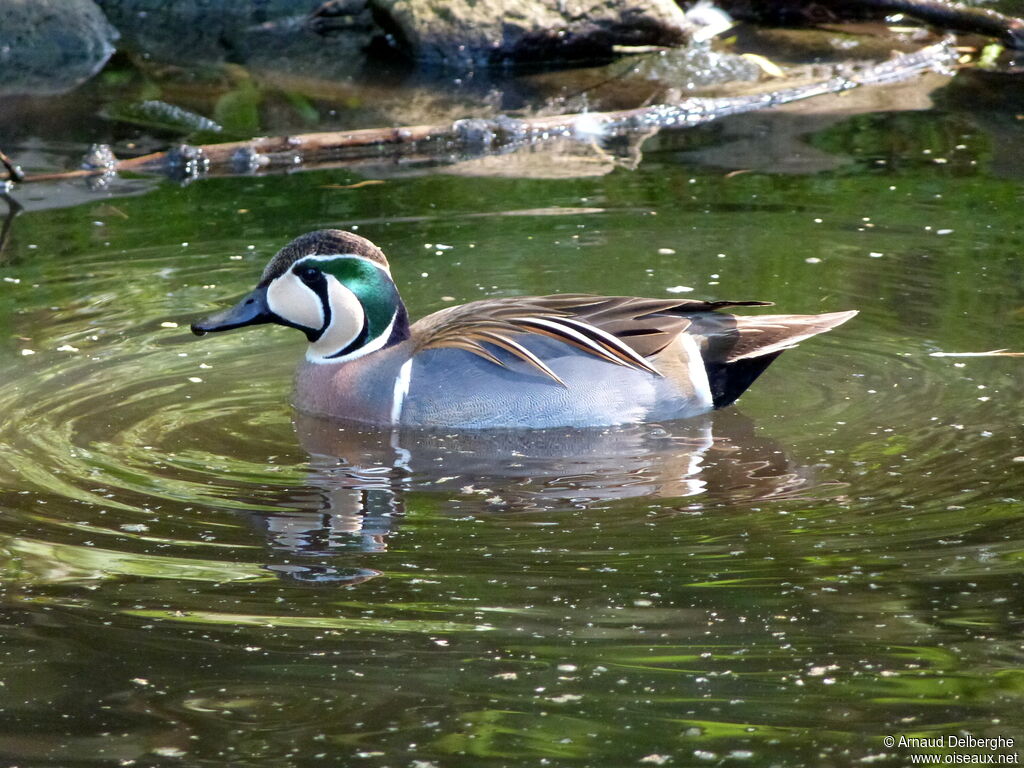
[694,310,858,408]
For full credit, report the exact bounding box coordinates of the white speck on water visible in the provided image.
[936,229,953,235]
[247,244,256,250]
[229,254,243,260]
[160,321,178,328]
[641,755,671,765]
[187,377,203,383]
[56,345,79,352]
[121,523,149,532]
[666,285,694,293]
[813,218,823,223]
[657,248,676,255]
[20,349,34,356]
[869,252,883,258]
[181,242,189,247]
[3,277,19,284]
[805,257,822,264]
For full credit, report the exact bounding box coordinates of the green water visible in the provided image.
[1,66,1023,767]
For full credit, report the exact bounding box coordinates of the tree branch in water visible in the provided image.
[3,40,958,187]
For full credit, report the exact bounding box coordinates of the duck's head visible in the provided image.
[191,230,409,363]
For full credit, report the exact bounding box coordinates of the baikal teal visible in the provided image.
[191,229,855,428]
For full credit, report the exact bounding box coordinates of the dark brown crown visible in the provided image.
[259,230,390,285]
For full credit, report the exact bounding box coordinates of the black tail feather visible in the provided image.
[705,352,783,409]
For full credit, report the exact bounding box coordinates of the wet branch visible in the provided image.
[3,40,958,187]
[832,0,1024,48]
[0,151,24,183]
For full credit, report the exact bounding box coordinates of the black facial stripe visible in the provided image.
[290,268,330,341]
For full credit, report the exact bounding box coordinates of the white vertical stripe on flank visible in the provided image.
[677,333,713,409]
[391,358,414,424]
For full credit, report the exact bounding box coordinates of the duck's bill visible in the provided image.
[191,287,273,336]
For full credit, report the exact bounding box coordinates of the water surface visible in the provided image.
[1,63,1023,767]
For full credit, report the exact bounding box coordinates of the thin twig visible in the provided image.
[0,193,24,261]
[929,350,1024,357]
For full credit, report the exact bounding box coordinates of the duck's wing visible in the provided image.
[410,294,774,384]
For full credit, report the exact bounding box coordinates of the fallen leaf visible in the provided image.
[741,53,786,78]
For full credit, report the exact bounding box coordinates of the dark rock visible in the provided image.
[369,0,690,68]
[0,0,119,96]
[96,0,382,83]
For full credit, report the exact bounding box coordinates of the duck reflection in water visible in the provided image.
[249,408,819,583]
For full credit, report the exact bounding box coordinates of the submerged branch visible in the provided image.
[0,151,24,183]
[4,40,958,187]
[0,194,24,261]
[834,0,1024,49]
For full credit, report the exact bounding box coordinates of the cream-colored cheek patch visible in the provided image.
[267,272,324,330]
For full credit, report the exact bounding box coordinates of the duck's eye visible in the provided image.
[295,266,319,283]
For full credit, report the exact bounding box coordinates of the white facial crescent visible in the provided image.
[308,277,365,360]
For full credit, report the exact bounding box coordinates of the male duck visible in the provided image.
[191,230,855,429]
